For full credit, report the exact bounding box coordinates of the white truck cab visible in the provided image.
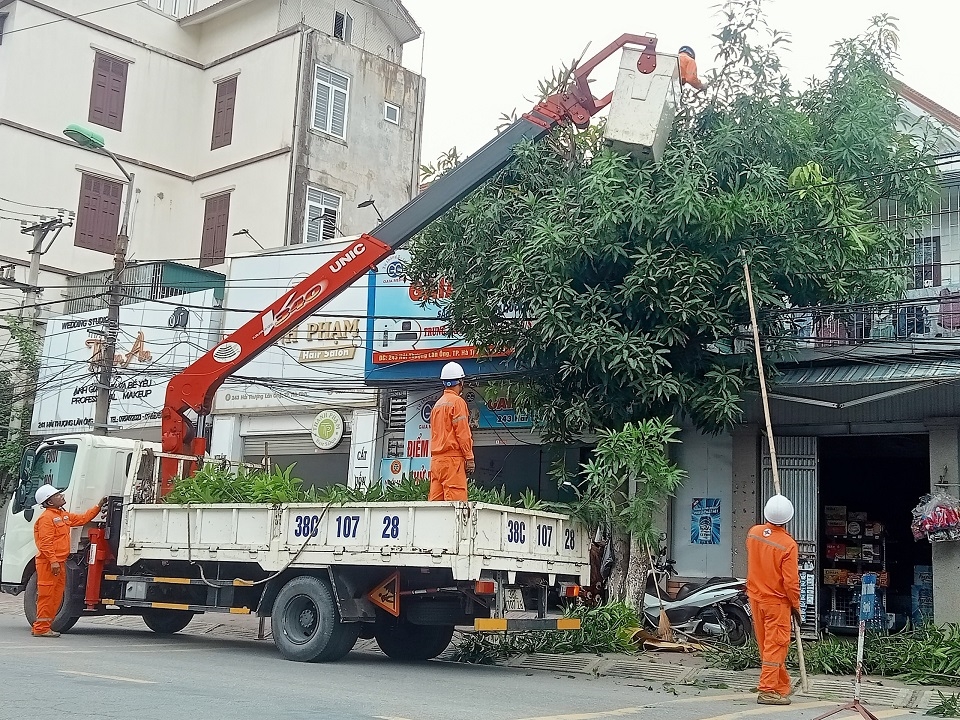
[1,435,148,594]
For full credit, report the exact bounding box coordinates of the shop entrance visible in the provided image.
[818,435,932,632]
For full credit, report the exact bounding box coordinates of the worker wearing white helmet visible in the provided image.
[31,484,107,638]
[427,362,475,502]
[746,494,801,705]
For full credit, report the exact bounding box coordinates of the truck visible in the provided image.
[1,33,679,663]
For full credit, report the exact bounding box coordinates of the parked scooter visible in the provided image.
[643,543,753,646]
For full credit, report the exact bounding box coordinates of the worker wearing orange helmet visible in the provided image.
[32,484,106,637]
[746,494,801,705]
[678,46,707,91]
[428,362,475,502]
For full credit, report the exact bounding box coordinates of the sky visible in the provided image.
[399,1,959,165]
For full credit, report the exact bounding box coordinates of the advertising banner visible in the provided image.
[31,290,219,434]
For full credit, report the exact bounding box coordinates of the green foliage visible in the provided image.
[404,2,940,441]
[165,465,555,511]
[706,625,960,686]
[0,316,41,498]
[452,602,640,663]
[927,692,960,718]
[558,419,685,545]
[165,463,307,504]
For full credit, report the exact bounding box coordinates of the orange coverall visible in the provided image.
[428,388,474,502]
[679,53,705,90]
[33,503,101,634]
[746,523,801,697]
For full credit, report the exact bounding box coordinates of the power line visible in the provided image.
[0,0,143,38]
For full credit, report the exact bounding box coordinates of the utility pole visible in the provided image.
[5,215,72,437]
[93,172,134,436]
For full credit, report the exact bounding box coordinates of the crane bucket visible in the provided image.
[604,50,680,164]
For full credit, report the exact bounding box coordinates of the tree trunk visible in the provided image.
[606,528,649,610]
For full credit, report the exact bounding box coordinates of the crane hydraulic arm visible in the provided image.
[159,33,660,493]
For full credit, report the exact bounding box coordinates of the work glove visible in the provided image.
[99,497,110,510]
[465,460,476,475]
[50,562,61,576]
[791,608,803,626]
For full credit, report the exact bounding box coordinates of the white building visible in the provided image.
[0,0,423,321]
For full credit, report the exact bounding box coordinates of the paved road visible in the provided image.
[0,612,922,720]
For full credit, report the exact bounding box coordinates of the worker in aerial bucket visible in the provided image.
[678,46,707,91]
[746,494,802,705]
[428,362,475,502]
[31,485,107,637]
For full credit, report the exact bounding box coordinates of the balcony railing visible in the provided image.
[778,286,960,350]
[64,261,225,315]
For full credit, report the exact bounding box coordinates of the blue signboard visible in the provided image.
[364,252,517,383]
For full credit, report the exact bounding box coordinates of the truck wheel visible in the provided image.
[271,575,359,663]
[375,621,454,661]
[23,572,80,634]
[142,609,194,635]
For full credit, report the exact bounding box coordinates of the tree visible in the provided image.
[0,316,41,500]
[404,2,941,605]
[406,3,939,442]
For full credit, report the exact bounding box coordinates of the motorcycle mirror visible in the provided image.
[659,532,667,541]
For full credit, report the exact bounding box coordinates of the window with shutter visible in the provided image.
[312,65,349,138]
[88,52,128,131]
[200,194,231,268]
[75,173,122,254]
[302,187,342,244]
[333,11,352,43]
[211,76,238,150]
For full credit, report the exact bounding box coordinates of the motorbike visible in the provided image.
[642,543,753,646]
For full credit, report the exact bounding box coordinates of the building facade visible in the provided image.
[0,0,422,318]
[669,86,960,629]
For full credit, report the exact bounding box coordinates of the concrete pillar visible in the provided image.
[926,418,960,624]
[730,426,760,577]
[209,414,243,462]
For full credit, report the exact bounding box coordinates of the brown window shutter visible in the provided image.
[200,194,231,268]
[88,52,128,131]
[211,76,237,150]
[75,173,122,254]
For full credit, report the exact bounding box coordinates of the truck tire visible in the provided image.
[23,572,80,634]
[375,621,454,661]
[271,575,359,663]
[142,609,194,635]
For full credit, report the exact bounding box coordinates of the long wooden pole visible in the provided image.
[741,250,809,694]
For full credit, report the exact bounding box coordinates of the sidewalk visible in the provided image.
[0,591,952,711]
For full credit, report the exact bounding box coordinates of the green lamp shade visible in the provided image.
[63,124,105,150]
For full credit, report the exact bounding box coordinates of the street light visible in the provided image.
[357,198,383,223]
[63,123,135,436]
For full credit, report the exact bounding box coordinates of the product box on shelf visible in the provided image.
[826,522,848,536]
[826,543,846,560]
[825,505,847,521]
[849,511,869,523]
[824,569,848,585]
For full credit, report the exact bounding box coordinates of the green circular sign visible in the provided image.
[311,410,344,450]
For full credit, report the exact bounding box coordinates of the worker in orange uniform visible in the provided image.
[746,494,802,706]
[678,46,707,91]
[32,484,106,637]
[428,362,475,502]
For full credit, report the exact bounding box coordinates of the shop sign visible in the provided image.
[365,250,516,383]
[311,410,345,450]
[216,247,368,412]
[31,291,219,434]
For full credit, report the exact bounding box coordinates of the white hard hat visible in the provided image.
[35,484,62,506]
[764,494,795,525]
[440,361,465,386]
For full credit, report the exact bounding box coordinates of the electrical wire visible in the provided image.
[0,1,144,38]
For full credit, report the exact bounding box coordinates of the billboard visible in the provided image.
[31,290,219,434]
[364,250,516,383]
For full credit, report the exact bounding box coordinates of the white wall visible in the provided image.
[671,430,734,578]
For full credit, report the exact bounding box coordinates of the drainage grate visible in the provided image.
[606,659,690,683]
[510,654,600,674]
[917,690,958,711]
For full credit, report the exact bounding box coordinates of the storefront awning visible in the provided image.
[768,359,960,409]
